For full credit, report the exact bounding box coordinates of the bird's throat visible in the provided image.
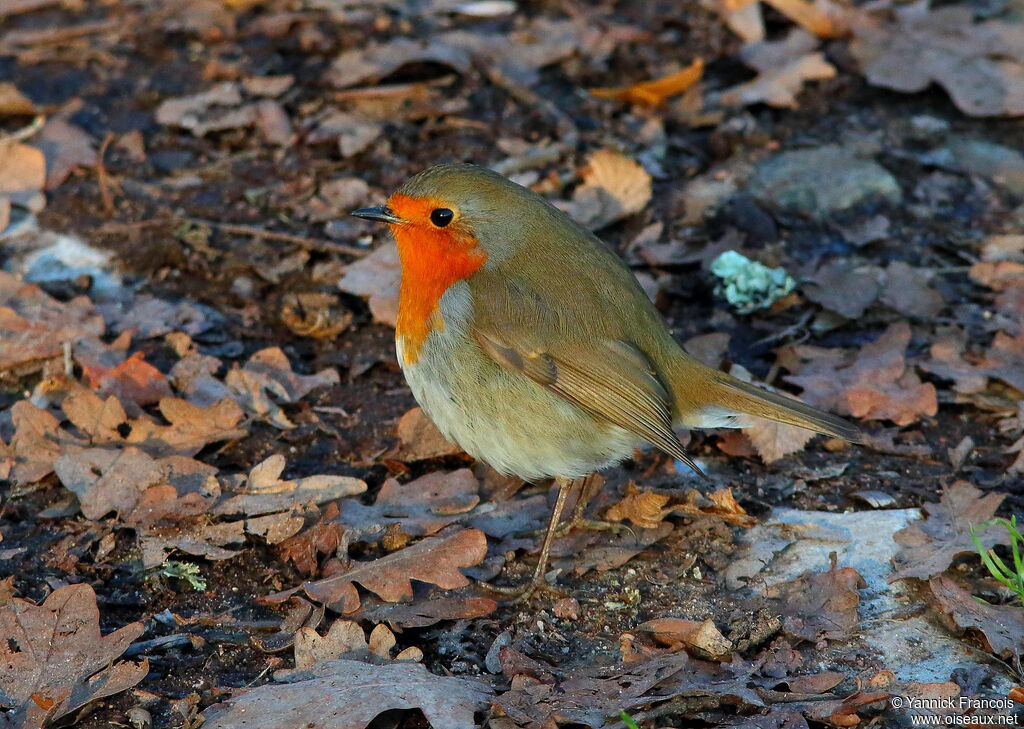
[392,223,486,365]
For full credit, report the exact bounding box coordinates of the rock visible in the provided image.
[947,139,1024,195]
[749,145,901,217]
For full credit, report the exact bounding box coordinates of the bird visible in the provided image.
[352,163,860,598]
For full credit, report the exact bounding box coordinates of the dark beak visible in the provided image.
[350,205,405,224]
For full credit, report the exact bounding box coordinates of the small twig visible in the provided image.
[183,217,369,257]
[96,132,116,217]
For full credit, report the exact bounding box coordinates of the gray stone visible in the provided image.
[749,145,901,217]
[948,139,1024,195]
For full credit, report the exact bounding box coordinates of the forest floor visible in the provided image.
[1,0,1023,728]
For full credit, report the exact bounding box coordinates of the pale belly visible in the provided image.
[397,288,637,482]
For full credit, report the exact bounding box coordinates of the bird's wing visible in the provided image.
[470,279,706,478]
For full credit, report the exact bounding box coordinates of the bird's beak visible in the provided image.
[350,205,405,224]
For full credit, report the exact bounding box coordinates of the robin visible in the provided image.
[352,163,860,598]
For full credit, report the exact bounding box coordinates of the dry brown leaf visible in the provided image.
[81,351,174,408]
[762,0,852,38]
[0,584,148,729]
[337,242,400,327]
[766,559,866,642]
[225,346,339,428]
[389,407,463,462]
[0,82,37,116]
[744,416,815,464]
[214,454,366,518]
[293,620,371,668]
[300,528,488,613]
[850,6,1024,118]
[138,519,246,568]
[155,82,260,137]
[33,119,97,189]
[59,390,247,458]
[929,575,1024,661]
[672,487,756,527]
[348,595,498,629]
[605,483,671,529]
[718,0,765,43]
[971,260,1024,291]
[0,142,46,198]
[802,259,881,319]
[891,481,1010,582]
[783,322,937,426]
[202,659,492,729]
[590,58,704,106]
[636,617,733,661]
[0,272,105,376]
[562,150,652,230]
[919,331,990,395]
[720,48,836,109]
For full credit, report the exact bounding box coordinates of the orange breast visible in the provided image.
[388,194,487,365]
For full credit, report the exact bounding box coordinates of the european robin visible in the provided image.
[353,164,860,597]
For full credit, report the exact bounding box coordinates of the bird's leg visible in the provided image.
[553,474,631,537]
[480,475,575,601]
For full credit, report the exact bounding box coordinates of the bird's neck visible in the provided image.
[392,225,486,365]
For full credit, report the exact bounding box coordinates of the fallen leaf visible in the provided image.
[782,322,937,426]
[850,6,1024,117]
[32,119,96,189]
[0,584,147,729]
[802,259,880,319]
[292,620,373,669]
[299,528,488,612]
[637,617,733,661]
[560,150,652,230]
[720,30,837,109]
[326,38,473,89]
[877,261,944,319]
[762,0,852,38]
[672,487,756,528]
[590,58,704,106]
[337,242,400,327]
[0,271,104,376]
[348,595,498,629]
[335,469,479,541]
[201,659,492,729]
[155,82,260,136]
[277,502,347,576]
[765,559,865,642]
[891,481,1010,582]
[928,574,1024,661]
[81,351,174,408]
[0,142,46,200]
[0,83,37,116]
[494,652,762,728]
[605,483,671,530]
[225,346,339,428]
[138,519,246,568]
[214,455,366,517]
[744,416,815,464]
[555,523,674,575]
[389,407,463,461]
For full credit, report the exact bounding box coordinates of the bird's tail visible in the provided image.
[670,354,863,442]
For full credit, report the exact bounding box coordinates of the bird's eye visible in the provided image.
[430,208,454,227]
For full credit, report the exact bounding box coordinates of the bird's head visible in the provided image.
[351,163,559,267]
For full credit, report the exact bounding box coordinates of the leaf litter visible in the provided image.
[4,0,1024,727]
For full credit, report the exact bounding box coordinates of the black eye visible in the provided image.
[430,208,454,227]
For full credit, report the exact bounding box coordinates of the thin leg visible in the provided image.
[480,475,575,601]
[553,474,631,537]
[530,475,574,583]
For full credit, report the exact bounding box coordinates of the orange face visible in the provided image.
[386,193,487,365]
